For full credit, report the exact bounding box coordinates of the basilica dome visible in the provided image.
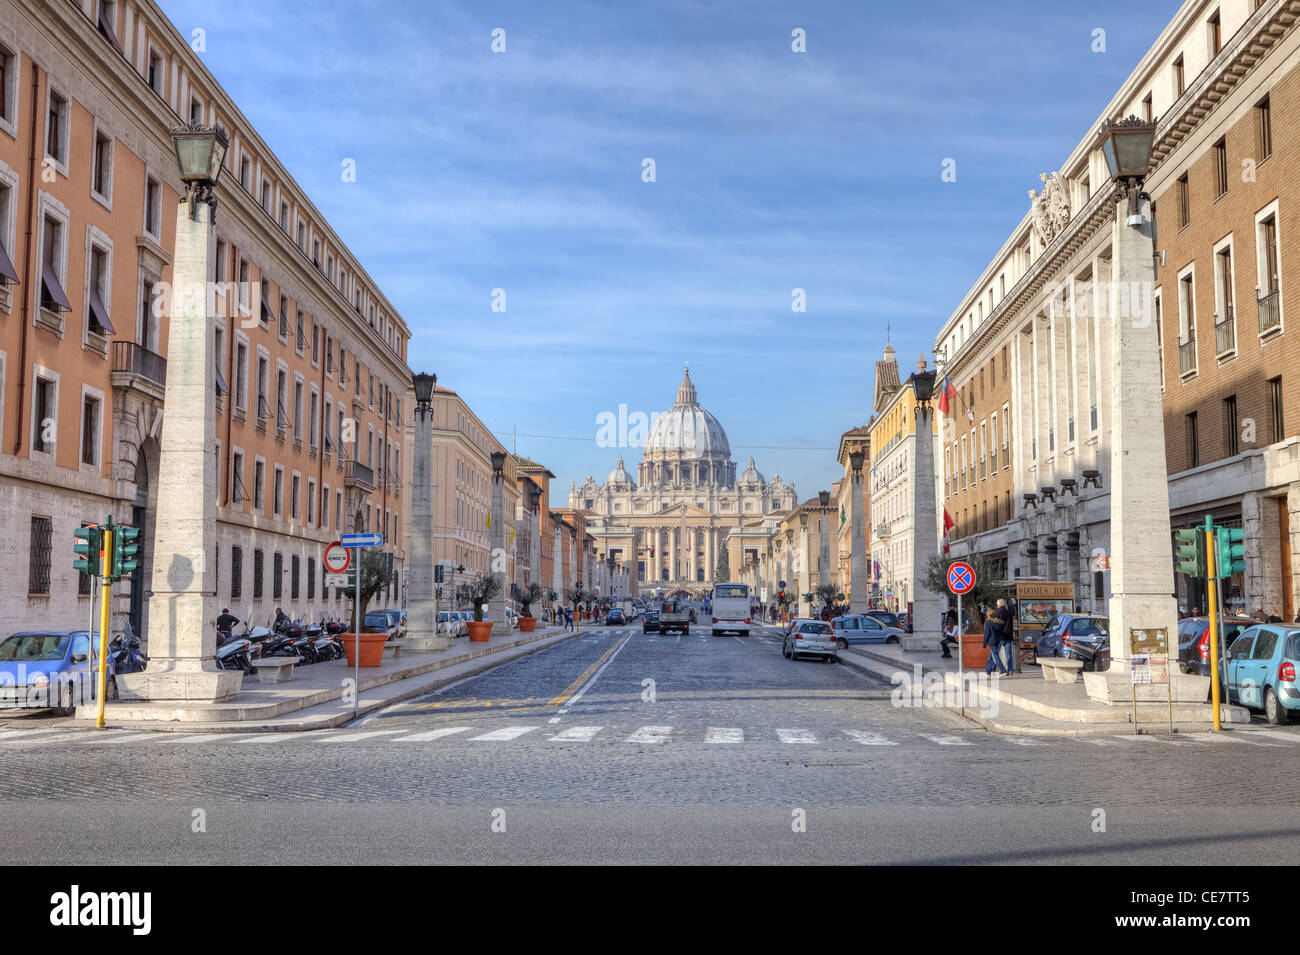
[606,456,635,487]
[643,368,731,461]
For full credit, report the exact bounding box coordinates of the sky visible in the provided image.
[160,0,1183,501]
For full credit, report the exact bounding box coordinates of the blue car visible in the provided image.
[830,614,905,648]
[0,630,116,715]
[1221,624,1300,725]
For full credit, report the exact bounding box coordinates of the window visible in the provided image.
[40,213,70,313]
[232,450,245,503]
[87,245,113,336]
[1173,55,1185,97]
[1177,174,1189,228]
[81,393,101,466]
[1257,211,1281,334]
[144,176,161,238]
[29,516,52,595]
[1186,411,1199,468]
[92,129,112,202]
[189,95,202,125]
[307,478,316,524]
[1208,9,1221,56]
[0,179,14,286]
[254,458,265,510]
[1257,96,1272,160]
[273,466,283,516]
[1214,138,1227,197]
[231,545,243,600]
[293,380,304,440]
[273,552,283,600]
[1224,395,1238,457]
[291,473,300,520]
[309,391,318,448]
[239,155,251,192]
[256,354,269,421]
[32,375,56,454]
[307,556,315,599]
[253,548,264,599]
[0,43,16,128]
[235,341,248,411]
[147,47,164,96]
[261,180,271,214]
[238,258,250,312]
[291,555,300,600]
[1142,92,1153,122]
[1270,376,1285,443]
[280,201,289,232]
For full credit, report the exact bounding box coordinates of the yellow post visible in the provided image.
[95,526,113,729]
[1205,527,1222,732]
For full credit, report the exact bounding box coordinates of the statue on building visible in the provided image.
[1028,171,1071,247]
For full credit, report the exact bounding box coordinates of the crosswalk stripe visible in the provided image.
[549,726,603,742]
[1002,737,1047,746]
[626,725,672,744]
[469,726,538,741]
[235,734,296,743]
[316,730,406,743]
[1184,732,1281,747]
[843,730,898,746]
[704,727,743,744]
[776,728,817,744]
[1078,738,1124,746]
[394,726,472,742]
[918,734,971,746]
[0,731,85,745]
[1240,729,1300,744]
[1117,734,1189,745]
[78,731,146,744]
[0,729,72,743]
[151,733,231,745]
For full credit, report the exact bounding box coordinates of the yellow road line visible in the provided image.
[548,634,630,707]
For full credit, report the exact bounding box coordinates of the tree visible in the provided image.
[921,552,1008,629]
[814,582,843,620]
[347,549,396,626]
[511,581,543,618]
[714,548,730,583]
[456,572,502,622]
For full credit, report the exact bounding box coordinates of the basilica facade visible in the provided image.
[570,369,797,592]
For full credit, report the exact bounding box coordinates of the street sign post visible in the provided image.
[946,561,976,714]
[340,533,382,548]
[339,533,382,719]
[323,542,350,574]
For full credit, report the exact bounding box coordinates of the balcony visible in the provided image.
[1258,290,1281,335]
[1215,307,1236,355]
[110,341,166,401]
[345,459,375,491]
[1178,338,1197,375]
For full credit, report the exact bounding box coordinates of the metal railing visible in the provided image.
[111,341,166,387]
[1178,338,1197,375]
[346,460,374,486]
[1215,307,1236,354]
[1258,290,1281,334]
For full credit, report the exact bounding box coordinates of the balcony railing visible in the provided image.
[1215,307,1236,354]
[1179,338,1197,375]
[111,341,166,388]
[345,459,374,489]
[1258,290,1281,334]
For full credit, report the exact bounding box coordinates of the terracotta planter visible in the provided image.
[341,632,387,668]
[467,621,492,642]
[518,616,537,632]
[958,633,990,669]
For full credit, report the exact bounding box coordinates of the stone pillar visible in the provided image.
[669,526,678,583]
[850,466,867,612]
[687,527,695,583]
[531,505,542,588]
[1087,191,1203,703]
[818,510,831,590]
[552,525,562,598]
[905,404,942,651]
[406,401,447,650]
[488,468,507,633]
[119,198,241,703]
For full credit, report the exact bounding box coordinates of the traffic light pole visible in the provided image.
[95,524,114,729]
[1204,518,1223,732]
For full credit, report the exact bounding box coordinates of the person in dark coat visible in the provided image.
[983,608,1009,676]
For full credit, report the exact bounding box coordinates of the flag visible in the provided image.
[509,526,516,545]
[942,508,955,555]
[936,375,958,415]
[873,560,880,581]
[839,504,846,526]
[485,513,491,529]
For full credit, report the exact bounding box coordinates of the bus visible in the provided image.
[711,582,752,635]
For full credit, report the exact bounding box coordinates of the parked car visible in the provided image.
[865,610,903,631]
[362,611,399,640]
[830,614,905,649]
[1178,616,1255,676]
[1042,614,1110,670]
[436,611,457,636]
[783,619,838,663]
[0,630,116,715]
[1222,625,1299,724]
[642,610,660,633]
[371,609,405,640]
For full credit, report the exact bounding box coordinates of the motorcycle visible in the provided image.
[215,622,255,674]
[111,621,149,674]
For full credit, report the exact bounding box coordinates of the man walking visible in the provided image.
[983,606,1009,676]
[995,598,1016,674]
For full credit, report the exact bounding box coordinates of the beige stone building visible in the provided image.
[1,0,411,641]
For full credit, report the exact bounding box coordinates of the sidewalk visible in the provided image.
[839,641,1253,736]
[71,624,580,733]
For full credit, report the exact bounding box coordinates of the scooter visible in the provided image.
[111,620,149,674]
[215,624,255,674]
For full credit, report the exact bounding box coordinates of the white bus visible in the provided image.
[710,582,752,635]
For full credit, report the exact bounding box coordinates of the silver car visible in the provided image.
[783,619,839,662]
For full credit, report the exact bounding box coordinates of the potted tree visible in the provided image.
[922,553,1009,668]
[513,582,542,632]
[458,573,502,642]
[343,549,397,667]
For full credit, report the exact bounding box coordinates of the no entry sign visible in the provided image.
[947,561,975,595]
[323,542,351,574]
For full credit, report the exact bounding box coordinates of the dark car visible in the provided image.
[1178,616,1255,676]
[606,608,625,626]
[1042,614,1110,670]
[865,610,902,630]
[642,611,660,634]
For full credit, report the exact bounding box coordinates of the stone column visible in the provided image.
[669,526,678,583]
[552,525,562,598]
[488,467,507,634]
[850,466,868,612]
[531,505,542,588]
[406,400,447,650]
[118,197,240,704]
[1088,190,1202,703]
[905,403,942,650]
[818,511,831,591]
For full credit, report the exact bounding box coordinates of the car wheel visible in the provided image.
[106,675,119,701]
[1265,687,1289,725]
[837,638,849,650]
[886,636,899,645]
[56,681,76,716]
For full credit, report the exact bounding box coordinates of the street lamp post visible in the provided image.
[906,363,941,647]
[849,449,867,613]
[817,491,832,594]
[489,450,508,634]
[407,372,447,651]
[526,482,542,587]
[119,124,240,705]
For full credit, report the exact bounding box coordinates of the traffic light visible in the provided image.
[435,564,444,583]
[1215,527,1245,578]
[113,524,141,579]
[1173,528,1205,577]
[73,525,103,577]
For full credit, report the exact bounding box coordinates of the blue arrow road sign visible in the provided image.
[340,533,383,548]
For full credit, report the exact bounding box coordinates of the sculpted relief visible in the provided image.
[1028,171,1071,246]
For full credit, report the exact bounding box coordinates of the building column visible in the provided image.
[705,527,715,582]
[552,526,563,598]
[669,526,677,583]
[406,399,447,651]
[908,403,941,647]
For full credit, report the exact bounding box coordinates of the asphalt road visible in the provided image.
[2,623,1297,864]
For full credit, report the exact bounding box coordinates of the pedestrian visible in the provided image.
[940,611,958,659]
[216,607,239,633]
[1266,610,1283,623]
[564,606,574,631]
[995,598,1016,674]
[983,605,1009,676]
[1253,602,1267,621]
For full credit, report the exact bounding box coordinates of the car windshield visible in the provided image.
[0,633,71,662]
[799,623,832,635]
[871,613,900,628]
[714,585,747,599]
[364,613,388,627]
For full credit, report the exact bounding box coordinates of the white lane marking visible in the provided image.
[78,731,147,744]
[776,728,818,744]
[565,634,635,709]
[549,725,603,742]
[0,731,86,745]
[919,734,972,746]
[1184,731,1281,747]
[0,729,74,743]
[151,733,232,745]
[626,725,673,744]
[1244,729,1300,744]
[704,727,744,744]
[547,717,562,724]
[844,729,898,746]
[1077,738,1123,746]
[1002,737,1047,746]
[468,726,538,742]
[316,730,406,743]
[1117,734,1195,745]
[235,734,297,743]
[393,726,472,742]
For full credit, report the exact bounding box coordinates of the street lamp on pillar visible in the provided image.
[1098,115,1158,224]
[817,490,831,590]
[848,448,867,613]
[407,371,443,650]
[413,372,436,418]
[489,451,507,633]
[170,123,228,222]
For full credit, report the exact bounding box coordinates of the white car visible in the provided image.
[783,619,838,663]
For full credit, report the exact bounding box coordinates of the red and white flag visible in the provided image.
[942,508,955,554]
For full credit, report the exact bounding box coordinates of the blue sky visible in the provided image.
[161,0,1181,501]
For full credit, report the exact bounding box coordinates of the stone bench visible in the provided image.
[1039,657,1084,684]
[384,639,404,659]
[251,657,296,684]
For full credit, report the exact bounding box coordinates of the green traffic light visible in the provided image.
[113,525,141,579]
[1215,527,1245,578]
[1173,528,1204,577]
[73,526,102,577]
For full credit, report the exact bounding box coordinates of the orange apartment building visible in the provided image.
[1,0,412,640]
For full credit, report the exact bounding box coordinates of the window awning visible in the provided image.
[88,288,116,335]
[97,6,123,52]
[261,296,275,323]
[324,430,333,449]
[216,363,229,395]
[0,241,18,285]
[41,262,73,311]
